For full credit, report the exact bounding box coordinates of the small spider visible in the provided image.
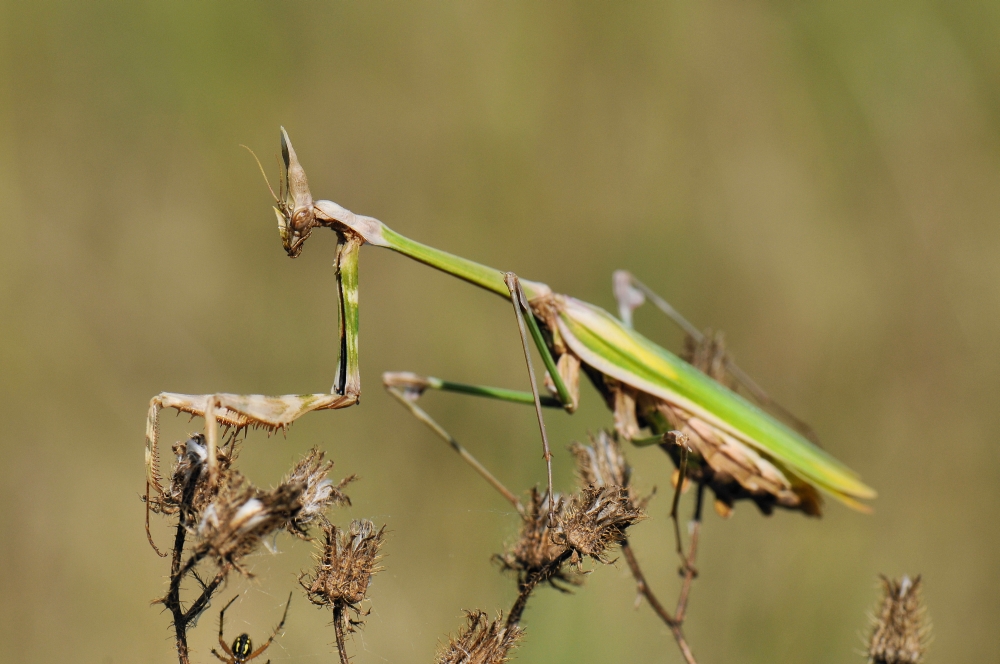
[211,593,291,664]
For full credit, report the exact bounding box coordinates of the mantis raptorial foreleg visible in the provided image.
[143,230,364,554]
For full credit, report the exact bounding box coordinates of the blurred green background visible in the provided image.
[1,1,997,662]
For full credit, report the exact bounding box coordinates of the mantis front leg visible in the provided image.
[143,233,364,554]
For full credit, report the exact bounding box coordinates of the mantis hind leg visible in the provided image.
[611,270,820,444]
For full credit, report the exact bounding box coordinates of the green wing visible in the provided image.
[555,296,876,507]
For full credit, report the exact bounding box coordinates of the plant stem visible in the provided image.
[333,603,350,664]
[164,460,203,664]
[621,540,698,664]
[506,550,573,628]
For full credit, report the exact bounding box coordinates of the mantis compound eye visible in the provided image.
[276,127,319,258]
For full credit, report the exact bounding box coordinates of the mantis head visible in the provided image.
[273,127,321,258]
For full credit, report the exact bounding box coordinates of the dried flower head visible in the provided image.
[569,430,651,511]
[148,434,236,518]
[436,610,523,664]
[282,447,354,536]
[868,575,930,664]
[195,474,303,571]
[556,485,645,563]
[495,489,579,589]
[570,430,630,488]
[300,519,385,617]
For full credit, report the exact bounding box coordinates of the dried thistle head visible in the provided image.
[868,575,930,664]
[555,485,645,563]
[195,473,303,571]
[436,610,523,664]
[148,434,237,518]
[495,489,580,588]
[282,447,354,536]
[300,519,385,619]
[569,430,651,511]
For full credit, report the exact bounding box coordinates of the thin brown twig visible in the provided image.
[333,604,350,664]
[619,473,705,664]
[161,452,204,664]
[506,549,574,628]
[674,521,700,623]
[503,272,555,520]
[621,541,698,664]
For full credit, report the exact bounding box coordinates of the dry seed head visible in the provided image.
[555,485,645,563]
[300,519,385,611]
[868,575,930,664]
[195,473,303,570]
[569,430,651,511]
[148,434,236,518]
[282,447,354,536]
[436,610,523,664]
[495,489,580,588]
[571,430,630,488]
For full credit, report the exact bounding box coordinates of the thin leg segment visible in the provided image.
[385,385,522,511]
[245,592,292,662]
[382,371,562,408]
[333,234,362,398]
[505,273,556,518]
[611,270,819,443]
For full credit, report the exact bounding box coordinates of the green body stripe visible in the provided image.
[556,296,875,500]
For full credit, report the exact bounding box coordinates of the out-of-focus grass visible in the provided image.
[1,2,998,662]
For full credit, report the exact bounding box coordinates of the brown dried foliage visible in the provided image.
[570,430,651,512]
[148,434,236,519]
[868,575,930,664]
[436,611,523,664]
[282,447,354,536]
[300,519,386,613]
[190,447,351,572]
[556,485,645,563]
[495,489,580,589]
[194,473,303,570]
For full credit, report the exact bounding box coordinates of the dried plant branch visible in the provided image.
[573,430,701,664]
[333,604,350,664]
[150,438,350,664]
[621,541,697,664]
[300,519,386,664]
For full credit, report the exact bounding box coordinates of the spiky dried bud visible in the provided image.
[282,447,354,536]
[571,430,630,488]
[555,485,645,563]
[300,519,385,616]
[868,575,930,664]
[149,435,236,518]
[569,430,651,512]
[495,489,580,589]
[436,610,523,664]
[195,474,303,570]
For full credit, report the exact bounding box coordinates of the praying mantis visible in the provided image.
[144,128,875,552]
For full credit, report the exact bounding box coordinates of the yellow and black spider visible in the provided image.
[211,593,291,664]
